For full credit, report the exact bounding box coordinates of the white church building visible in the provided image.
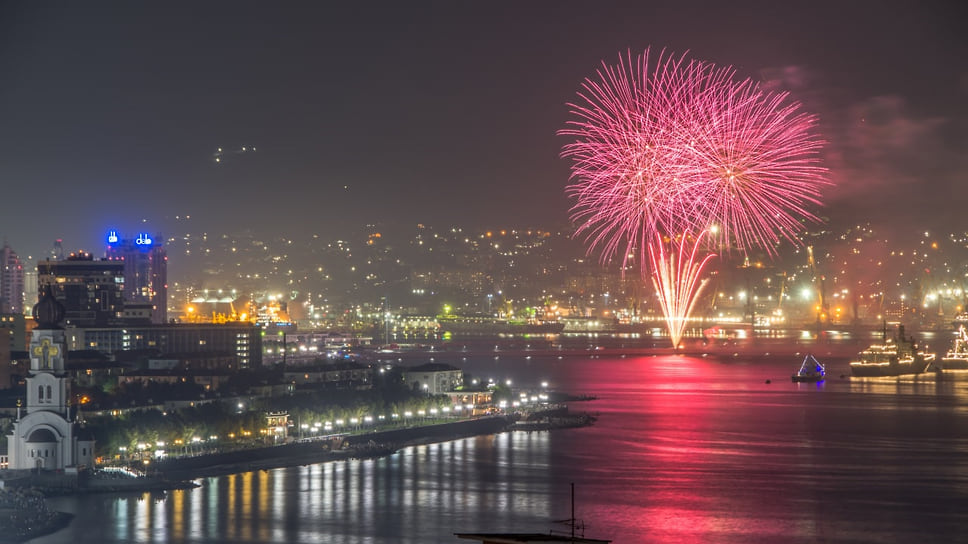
[4,286,95,471]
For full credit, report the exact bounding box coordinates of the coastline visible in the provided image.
[1,407,595,541]
[152,405,595,481]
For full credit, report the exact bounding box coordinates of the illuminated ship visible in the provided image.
[849,325,935,377]
[939,325,968,371]
[791,354,825,382]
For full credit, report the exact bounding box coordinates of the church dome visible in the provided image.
[26,428,58,443]
[32,284,65,329]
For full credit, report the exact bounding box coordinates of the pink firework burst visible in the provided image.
[561,48,828,264]
[679,79,827,254]
[561,48,829,346]
[561,49,709,269]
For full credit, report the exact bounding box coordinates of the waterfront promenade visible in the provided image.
[152,414,516,480]
[0,407,595,542]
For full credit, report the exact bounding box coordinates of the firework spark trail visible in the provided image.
[561,48,828,346]
[649,231,717,348]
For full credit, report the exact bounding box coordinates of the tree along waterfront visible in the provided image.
[84,367,461,464]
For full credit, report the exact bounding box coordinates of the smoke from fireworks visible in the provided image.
[561,49,828,345]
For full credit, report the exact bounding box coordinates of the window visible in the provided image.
[39,385,44,401]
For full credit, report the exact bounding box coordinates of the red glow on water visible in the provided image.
[569,355,830,542]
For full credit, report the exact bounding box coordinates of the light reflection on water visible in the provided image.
[32,351,968,543]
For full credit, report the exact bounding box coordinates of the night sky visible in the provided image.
[1,1,966,258]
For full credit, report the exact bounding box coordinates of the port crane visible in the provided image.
[807,246,828,325]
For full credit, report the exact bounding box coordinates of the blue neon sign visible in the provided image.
[135,233,153,246]
[107,230,119,244]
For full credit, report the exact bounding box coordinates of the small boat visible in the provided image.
[792,354,825,382]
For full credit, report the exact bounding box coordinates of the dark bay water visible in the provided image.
[32,347,968,543]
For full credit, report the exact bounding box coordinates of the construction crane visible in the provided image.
[807,246,829,325]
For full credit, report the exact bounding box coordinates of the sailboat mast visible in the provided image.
[571,482,575,540]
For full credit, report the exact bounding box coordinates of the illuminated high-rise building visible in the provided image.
[104,230,168,324]
[23,269,38,312]
[0,242,24,314]
[38,252,126,327]
[49,238,64,261]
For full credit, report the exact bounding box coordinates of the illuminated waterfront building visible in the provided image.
[65,321,262,369]
[104,230,168,324]
[401,362,463,394]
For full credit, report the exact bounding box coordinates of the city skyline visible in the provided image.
[2,5,967,538]
[1,1,966,259]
